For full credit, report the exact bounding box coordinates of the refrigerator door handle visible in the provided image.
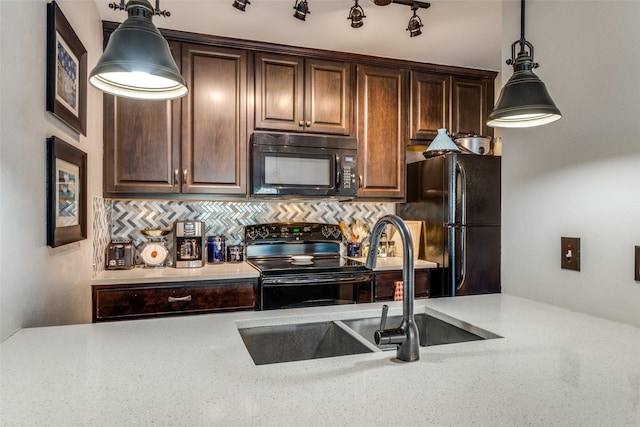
[456,225,467,293]
[456,162,467,225]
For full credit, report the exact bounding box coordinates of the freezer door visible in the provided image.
[451,154,501,226]
[403,157,449,267]
[450,225,501,295]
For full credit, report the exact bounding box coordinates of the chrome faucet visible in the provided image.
[365,214,420,362]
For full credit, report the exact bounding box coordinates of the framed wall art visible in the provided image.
[47,136,87,247]
[46,1,87,135]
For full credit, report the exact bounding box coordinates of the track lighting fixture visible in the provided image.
[293,0,310,21]
[348,0,366,28]
[232,0,250,12]
[487,0,561,128]
[406,4,423,37]
[89,0,187,100]
[231,0,430,35]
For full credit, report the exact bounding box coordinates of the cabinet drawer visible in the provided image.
[93,280,256,322]
[374,270,429,302]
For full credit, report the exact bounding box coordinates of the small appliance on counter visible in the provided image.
[105,238,135,270]
[174,220,205,268]
[139,228,171,268]
[453,132,492,155]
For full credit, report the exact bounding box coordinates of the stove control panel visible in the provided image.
[244,223,342,243]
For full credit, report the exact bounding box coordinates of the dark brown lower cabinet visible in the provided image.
[92,279,257,322]
[373,270,429,302]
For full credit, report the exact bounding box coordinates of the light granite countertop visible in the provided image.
[91,257,437,285]
[91,262,261,285]
[1,294,639,426]
[346,256,438,271]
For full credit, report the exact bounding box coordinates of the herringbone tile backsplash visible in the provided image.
[93,198,395,274]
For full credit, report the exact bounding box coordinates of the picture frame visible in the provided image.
[46,1,87,136]
[47,136,87,247]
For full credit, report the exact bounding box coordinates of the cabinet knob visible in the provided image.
[298,121,304,127]
[173,169,179,186]
[183,168,188,183]
[359,175,363,188]
[306,120,311,127]
[168,295,192,303]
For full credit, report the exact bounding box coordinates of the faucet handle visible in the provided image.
[379,304,389,331]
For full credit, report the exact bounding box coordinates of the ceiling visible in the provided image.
[94,0,502,72]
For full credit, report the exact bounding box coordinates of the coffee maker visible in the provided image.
[173,220,205,268]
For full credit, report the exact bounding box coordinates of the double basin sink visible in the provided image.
[238,309,500,365]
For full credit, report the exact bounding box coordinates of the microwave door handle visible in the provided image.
[335,156,341,187]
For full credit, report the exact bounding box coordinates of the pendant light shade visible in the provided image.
[487,0,560,128]
[89,0,187,100]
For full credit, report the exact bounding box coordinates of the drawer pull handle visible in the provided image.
[168,295,192,302]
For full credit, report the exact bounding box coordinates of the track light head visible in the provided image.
[348,0,366,28]
[406,6,423,37]
[232,0,250,12]
[293,0,310,20]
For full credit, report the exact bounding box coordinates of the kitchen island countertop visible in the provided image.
[2,294,639,426]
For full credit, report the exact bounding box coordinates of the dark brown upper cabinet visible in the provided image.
[356,65,407,199]
[103,42,182,196]
[409,72,495,142]
[451,76,493,138]
[410,71,450,141]
[254,53,353,136]
[103,42,248,197]
[180,44,247,195]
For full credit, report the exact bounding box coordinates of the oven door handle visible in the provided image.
[262,274,372,286]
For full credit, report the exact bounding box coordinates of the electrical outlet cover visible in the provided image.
[561,237,581,271]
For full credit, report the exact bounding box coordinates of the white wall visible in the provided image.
[0,0,103,341]
[501,0,640,327]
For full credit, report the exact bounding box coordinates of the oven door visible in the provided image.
[259,273,373,310]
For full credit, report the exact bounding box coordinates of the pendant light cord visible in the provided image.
[519,0,526,55]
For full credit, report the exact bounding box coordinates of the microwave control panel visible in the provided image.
[339,155,357,192]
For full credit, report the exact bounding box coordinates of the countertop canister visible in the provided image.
[207,235,226,263]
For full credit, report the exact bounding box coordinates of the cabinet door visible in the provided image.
[181,44,248,194]
[254,53,304,132]
[451,76,494,138]
[410,72,450,141]
[305,59,353,135]
[374,270,429,302]
[103,42,182,196]
[356,65,406,199]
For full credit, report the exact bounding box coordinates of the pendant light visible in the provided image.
[89,0,187,100]
[487,0,561,128]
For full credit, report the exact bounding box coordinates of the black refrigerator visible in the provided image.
[397,153,501,297]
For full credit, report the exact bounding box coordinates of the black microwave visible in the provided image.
[251,132,358,198]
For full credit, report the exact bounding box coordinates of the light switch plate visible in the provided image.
[561,237,581,271]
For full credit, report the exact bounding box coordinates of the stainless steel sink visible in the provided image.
[238,311,500,364]
[238,321,374,365]
[343,313,500,351]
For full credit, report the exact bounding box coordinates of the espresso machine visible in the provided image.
[173,220,205,268]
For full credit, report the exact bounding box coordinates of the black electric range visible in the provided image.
[244,222,372,310]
